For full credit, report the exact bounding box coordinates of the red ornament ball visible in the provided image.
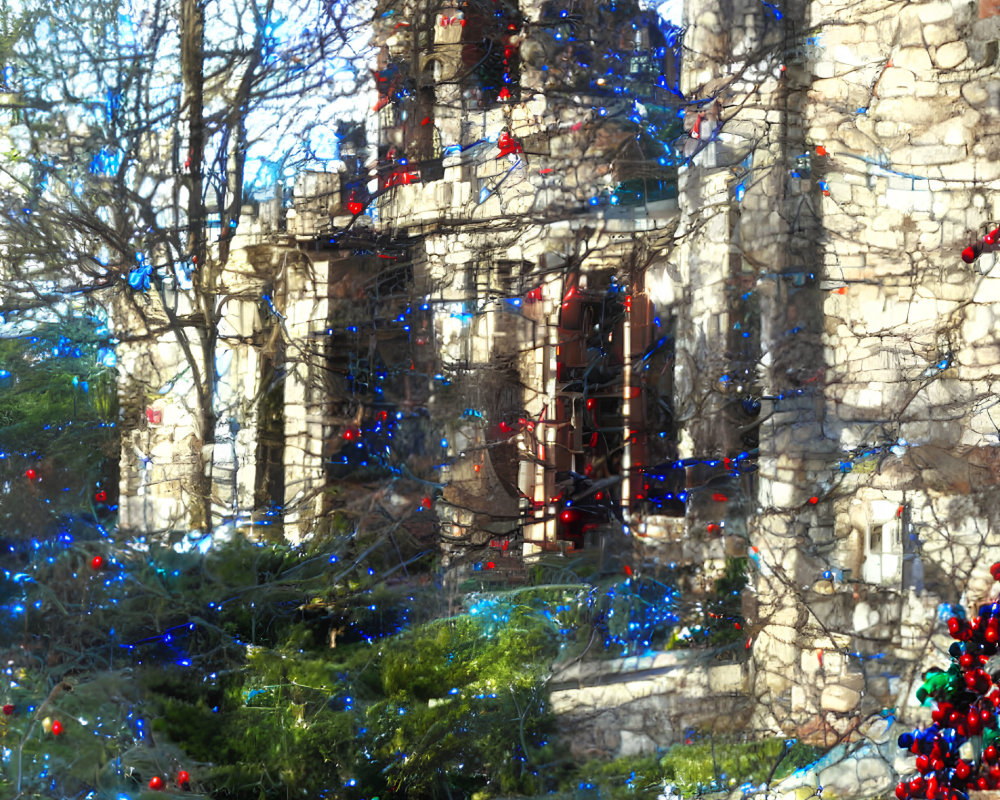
[177,770,191,786]
[90,555,103,571]
[149,775,164,791]
[2,704,12,715]
[94,490,107,503]
[963,244,982,263]
[51,720,63,735]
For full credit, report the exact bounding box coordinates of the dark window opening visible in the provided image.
[255,333,286,513]
[553,273,632,546]
[613,133,680,206]
[461,0,521,104]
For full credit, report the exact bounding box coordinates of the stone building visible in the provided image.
[368,0,696,580]
[675,0,1000,742]
[113,0,1000,755]
[116,160,438,543]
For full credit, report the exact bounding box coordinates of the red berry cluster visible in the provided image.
[148,770,190,791]
[962,227,1000,264]
[895,563,1000,800]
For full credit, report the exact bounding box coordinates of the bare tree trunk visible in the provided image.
[181,0,215,531]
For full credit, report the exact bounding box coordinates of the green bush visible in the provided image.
[0,318,118,540]
[560,737,824,800]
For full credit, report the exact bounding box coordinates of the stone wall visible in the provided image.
[550,651,750,759]
[679,0,1000,736]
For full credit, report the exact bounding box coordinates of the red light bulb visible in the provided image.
[25,469,36,480]
[149,775,164,790]
[90,555,104,570]
[177,770,190,786]
[51,720,63,735]
[2,704,12,715]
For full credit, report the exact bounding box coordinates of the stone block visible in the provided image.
[939,160,978,180]
[961,305,997,344]
[874,98,947,125]
[764,480,798,507]
[923,23,960,46]
[944,118,971,146]
[916,80,944,97]
[877,67,916,96]
[976,159,1000,182]
[962,81,990,105]
[813,60,837,79]
[973,277,1000,303]
[916,0,956,22]
[820,683,862,713]
[875,120,904,137]
[896,144,968,166]
[708,664,745,693]
[810,78,849,102]
[934,41,969,68]
[894,46,934,73]
[897,8,928,44]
